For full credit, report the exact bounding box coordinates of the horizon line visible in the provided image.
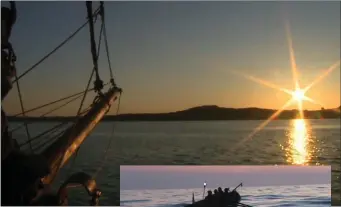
[8,104,340,117]
[120,183,331,191]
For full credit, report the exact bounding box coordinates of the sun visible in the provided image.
[292,89,305,102]
[230,18,340,152]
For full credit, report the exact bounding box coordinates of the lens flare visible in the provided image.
[292,89,305,102]
[230,18,339,151]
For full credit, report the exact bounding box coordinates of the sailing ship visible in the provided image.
[2,1,121,205]
[185,183,252,207]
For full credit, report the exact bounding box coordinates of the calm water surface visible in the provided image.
[120,184,331,207]
[11,119,340,205]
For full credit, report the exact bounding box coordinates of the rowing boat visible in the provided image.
[184,183,252,207]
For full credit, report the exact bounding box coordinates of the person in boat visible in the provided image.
[213,189,219,196]
[204,190,213,200]
[209,189,223,206]
[216,187,225,205]
[222,188,233,205]
[202,190,217,206]
[218,187,224,195]
[226,189,241,204]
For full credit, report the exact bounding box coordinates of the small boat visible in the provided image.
[185,183,252,207]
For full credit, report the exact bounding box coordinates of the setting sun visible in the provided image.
[292,89,305,102]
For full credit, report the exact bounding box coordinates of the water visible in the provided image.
[10,119,340,205]
[120,184,331,207]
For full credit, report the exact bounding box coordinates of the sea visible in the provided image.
[10,119,340,206]
[120,184,331,207]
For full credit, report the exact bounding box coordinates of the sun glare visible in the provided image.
[282,119,317,165]
[230,18,340,154]
[292,89,305,102]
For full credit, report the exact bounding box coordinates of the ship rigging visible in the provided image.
[2,1,121,205]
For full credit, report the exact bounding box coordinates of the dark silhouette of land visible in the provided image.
[8,105,340,122]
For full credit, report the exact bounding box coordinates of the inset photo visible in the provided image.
[120,165,331,207]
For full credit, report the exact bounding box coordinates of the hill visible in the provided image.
[7,105,340,122]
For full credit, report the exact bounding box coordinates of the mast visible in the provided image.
[42,86,121,184]
[0,1,121,205]
[41,1,121,184]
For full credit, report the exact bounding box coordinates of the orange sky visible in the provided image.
[2,2,340,116]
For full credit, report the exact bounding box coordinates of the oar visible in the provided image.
[232,182,243,192]
[232,183,252,207]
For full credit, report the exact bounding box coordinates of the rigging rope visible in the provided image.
[3,5,122,205]
[93,92,122,179]
[66,92,122,188]
[21,99,92,151]
[31,101,92,152]
[19,122,69,148]
[10,3,120,194]
[32,127,68,152]
[20,102,94,151]
[100,1,115,85]
[86,1,103,93]
[10,49,34,152]
[9,5,104,153]
[77,18,104,116]
[10,93,84,133]
[12,7,101,83]
[67,2,121,175]
[67,16,105,176]
[11,82,108,150]
[14,72,33,151]
[12,83,109,117]
[15,1,111,155]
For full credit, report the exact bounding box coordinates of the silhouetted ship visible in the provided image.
[2,1,121,206]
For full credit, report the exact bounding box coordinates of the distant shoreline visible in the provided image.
[120,183,331,191]
[8,105,340,122]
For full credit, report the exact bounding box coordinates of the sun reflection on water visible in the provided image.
[282,119,316,165]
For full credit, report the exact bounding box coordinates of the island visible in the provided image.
[7,105,340,122]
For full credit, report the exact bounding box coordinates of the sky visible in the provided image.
[120,165,331,190]
[2,1,340,116]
